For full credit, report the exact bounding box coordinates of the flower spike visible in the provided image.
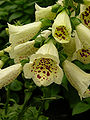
[23,40,63,87]
[52,10,72,43]
[63,60,90,99]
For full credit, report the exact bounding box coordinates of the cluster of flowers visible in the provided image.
[0,0,90,99]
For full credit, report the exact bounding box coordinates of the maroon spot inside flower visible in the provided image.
[47,71,50,76]
[43,71,46,74]
[37,74,41,79]
[31,70,33,72]
[40,67,43,69]
[38,70,41,73]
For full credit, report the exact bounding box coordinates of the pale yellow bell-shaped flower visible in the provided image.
[23,40,63,87]
[0,60,4,69]
[9,40,38,63]
[35,3,56,21]
[63,60,90,99]
[8,21,42,47]
[72,31,90,64]
[52,10,72,43]
[80,4,90,29]
[76,23,90,48]
[0,64,22,89]
[9,30,51,63]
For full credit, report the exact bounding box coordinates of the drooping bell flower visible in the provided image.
[0,64,22,89]
[71,17,90,48]
[35,3,56,21]
[8,21,42,47]
[63,60,90,99]
[9,40,38,63]
[52,10,72,43]
[9,30,51,63]
[80,5,90,29]
[23,40,63,87]
[72,31,90,64]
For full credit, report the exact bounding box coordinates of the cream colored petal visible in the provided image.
[0,64,22,89]
[39,30,51,39]
[63,60,90,99]
[76,23,90,48]
[8,22,42,46]
[11,40,38,63]
[52,10,72,43]
[30,40,60,64]
[24,58,63,87]
[35,4,56,21]
[80,5,90,29]
[53,64,63,84]
[62,37,76,60]
[23,63,33,79]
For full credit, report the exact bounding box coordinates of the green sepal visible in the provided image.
[40,18,52,30]
[20,59,29,67]
[52,4,61,13]
[70,17,81,30]
[34,36,46,48]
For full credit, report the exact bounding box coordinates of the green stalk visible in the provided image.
[5,87,10,115]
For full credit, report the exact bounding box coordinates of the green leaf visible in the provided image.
[72,102,90,115]
[20,59,29,67]
[38,115,49,120]
[9,12,23,22]
[52,4,60,13]
[10,80,23,91]
[44,101,49,110]
[34,36,46,48]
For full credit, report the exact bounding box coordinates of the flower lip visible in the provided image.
[23,57,63,86]
[30,53,60,65]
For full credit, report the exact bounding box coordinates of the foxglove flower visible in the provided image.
[35,3,56,21]
[9,30,51,63]
[52,10,72,43]
[80,5,90,29]
[63,60,90,99]
[0,64,22,89]
[8,21,42,47]
[23,40,63,87]
[9,40,38,63]
[72,31,90,64]
[76,23,90,48]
